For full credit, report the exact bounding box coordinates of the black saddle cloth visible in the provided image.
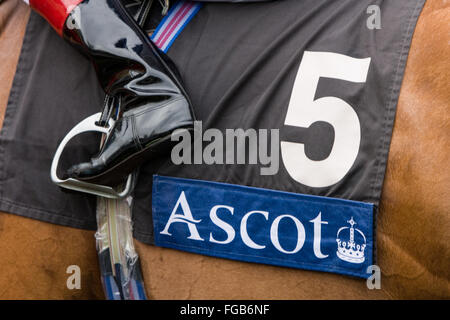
[0,0,425,244]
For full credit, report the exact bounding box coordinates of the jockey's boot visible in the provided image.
[29,0,195,186]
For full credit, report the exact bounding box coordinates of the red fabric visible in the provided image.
[29,0,83,35]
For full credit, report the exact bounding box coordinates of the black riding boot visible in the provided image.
[30,0,195,186]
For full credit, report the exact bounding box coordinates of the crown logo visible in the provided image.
[336,217,366,264]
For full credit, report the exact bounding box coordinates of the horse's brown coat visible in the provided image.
[0,0,448,299]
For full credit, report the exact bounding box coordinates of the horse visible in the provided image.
[0,0,448,299]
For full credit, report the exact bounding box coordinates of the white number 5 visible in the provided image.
[281,51,371,188]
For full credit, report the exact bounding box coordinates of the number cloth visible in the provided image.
[0,0,424,254]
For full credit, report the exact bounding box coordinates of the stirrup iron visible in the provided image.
[50,113,136,199]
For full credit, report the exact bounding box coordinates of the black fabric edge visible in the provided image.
[370,0,427,204]
[366,0,426,270]
[0,198,97,230]
[133,229,154,245]
[0,13,97,230]
[370,0,426,266]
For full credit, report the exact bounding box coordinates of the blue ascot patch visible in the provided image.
[152,175,375,278]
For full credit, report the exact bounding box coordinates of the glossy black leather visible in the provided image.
[62,0,195,186]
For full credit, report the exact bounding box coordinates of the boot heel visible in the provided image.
[148,126,195,159]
